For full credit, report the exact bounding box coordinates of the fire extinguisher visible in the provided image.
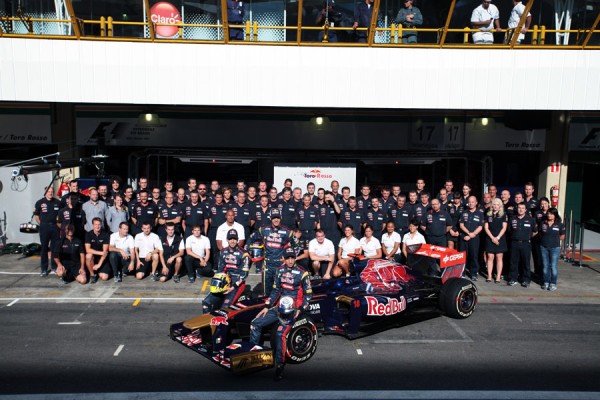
[58,182,69,197]
[550,185,559,207]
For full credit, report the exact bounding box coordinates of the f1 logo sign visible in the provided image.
[581,128,600,145]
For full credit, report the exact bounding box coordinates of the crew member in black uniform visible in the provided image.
[507,202,538,287]
[317,192,341,255]
[294,194,315,240]
[446,192,463,249]
[483,198,508,283]
[34,186,61,276]
[252,195,272,232]
[338,196,362,238]
[387,194,411,240]
[57,193,86,241]
[157,192,182,237]
[363,197,385,241]
[130,190,158,236]
[278,188,297,230]
[53,224,86,285]
[459,196,484,281]
[231,191,253,240]
[182,191,207,239]
[422,199,452,246]
[85,217,111,283]
[159,222,184,283]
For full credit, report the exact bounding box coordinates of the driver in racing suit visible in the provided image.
[248,208,299,296]
[250,247,312,380]
[202,229,250,313]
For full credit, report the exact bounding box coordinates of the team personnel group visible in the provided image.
[33,175,565,291]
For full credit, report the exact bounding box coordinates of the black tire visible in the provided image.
[270,315,318,364]
[439,278,478,319]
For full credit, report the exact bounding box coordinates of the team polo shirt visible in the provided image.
[308,238,335,258]
[134,232,163,258]
[185,235,211,258]
[539,222,565,248]
[109,232,134,256]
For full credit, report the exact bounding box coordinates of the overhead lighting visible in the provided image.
[481,117,489,126]
[315,117,324,125]
[138,113,160,125]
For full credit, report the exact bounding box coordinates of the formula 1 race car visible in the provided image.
[170,243,477,374]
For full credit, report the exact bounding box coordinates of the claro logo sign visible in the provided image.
[150,2,181,37]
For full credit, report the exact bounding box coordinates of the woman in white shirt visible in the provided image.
[359,225,382,259]
[402,219,426,260]
[334,225,361,277]
[381,221,402,263]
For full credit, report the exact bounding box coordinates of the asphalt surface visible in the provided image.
[1,254,600,399]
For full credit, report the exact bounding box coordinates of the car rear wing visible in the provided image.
[406,243,466,283]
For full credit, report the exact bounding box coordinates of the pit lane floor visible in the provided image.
[0,301,599,398]
[1,255,600,399]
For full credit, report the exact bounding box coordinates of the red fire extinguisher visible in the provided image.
[58,182,69,197]
[551,185,559,207]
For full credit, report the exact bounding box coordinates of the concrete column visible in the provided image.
[538,111,569,217]
[50,103,81,190]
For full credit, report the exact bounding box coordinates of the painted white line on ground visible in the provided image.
[0,297,201,302]
[97,285,119,304]
[446,318,473,342]
[57,321,82,325]
[0,390,598,400]
[356,349,362,355]
[0,271,39,275]
[113,344,124,357]
[509,311,523,322]
[373,339,472,344]
[6,299,19,307]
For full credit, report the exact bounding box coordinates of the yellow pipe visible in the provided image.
[107,16,113,37]
[100,16,106,37]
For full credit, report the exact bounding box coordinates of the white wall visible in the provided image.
[1,38,599,110]
[0,168,53,245]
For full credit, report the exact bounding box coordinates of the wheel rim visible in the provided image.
[290,326,313,356]
[458,289,475,312]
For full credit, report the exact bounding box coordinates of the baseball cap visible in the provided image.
[284,247,296,259]
[227,229,238,240]
[270,208,281,219]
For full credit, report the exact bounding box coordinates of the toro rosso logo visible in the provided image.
[210,316,229,326]
[366,296,406,316]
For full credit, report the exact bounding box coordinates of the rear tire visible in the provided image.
[270,315,318,364]
[439,278,477,319]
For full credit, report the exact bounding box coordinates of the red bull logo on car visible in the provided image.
[366,296,406,316]
[210,316,229,326]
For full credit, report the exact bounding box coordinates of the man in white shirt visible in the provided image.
[185,225,213,283]
[216,210,246,251]
[471,0,501,44]
[109,222,135,282]
[134,222,163,280]
[308,229,336,279]
[507,0,531,44]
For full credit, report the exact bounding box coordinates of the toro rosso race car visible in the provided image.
[170,244,477,375]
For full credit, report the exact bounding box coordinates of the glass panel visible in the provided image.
[300,0,363,43]
[248,0,285,41]
[0,0,73,36]
[181,0,223,41]
[72,0,145,38]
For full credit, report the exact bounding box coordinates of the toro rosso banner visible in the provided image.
[273,163,356,197]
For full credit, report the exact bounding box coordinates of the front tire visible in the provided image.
[270,316,318,364]
[439,278,477,319]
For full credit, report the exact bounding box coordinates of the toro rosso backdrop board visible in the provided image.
[273,164,356,196]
